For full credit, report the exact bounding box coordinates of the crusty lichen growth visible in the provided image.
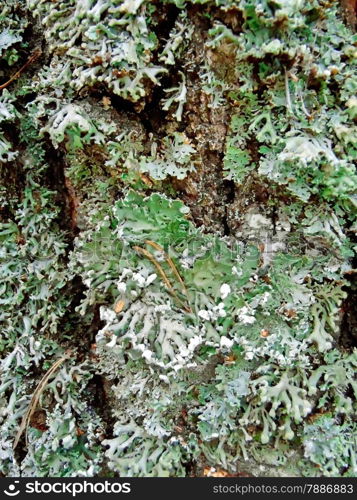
[0,0,356,477]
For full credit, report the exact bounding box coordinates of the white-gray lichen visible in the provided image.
[0,0,356,478]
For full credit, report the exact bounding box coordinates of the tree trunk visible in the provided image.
[0,0,356,478]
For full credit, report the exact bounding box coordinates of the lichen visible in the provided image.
[0,0,356,478]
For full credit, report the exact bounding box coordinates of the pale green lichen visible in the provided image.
[301,415,357,477]
[0,0,356,479]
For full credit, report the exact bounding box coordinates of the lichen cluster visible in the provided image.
[0,0,356,477]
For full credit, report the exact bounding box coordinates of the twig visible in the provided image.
[0,49,41,91]
[144,239,189,297]
[133,245,174,292]
[284,70,293,114]
[13,350,72,450]
[133,245,192,313]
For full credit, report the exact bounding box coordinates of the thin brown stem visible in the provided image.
[13,350,72,450]
[0,49,41,91]
[133,245,192,313]
[144,239,189,297]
